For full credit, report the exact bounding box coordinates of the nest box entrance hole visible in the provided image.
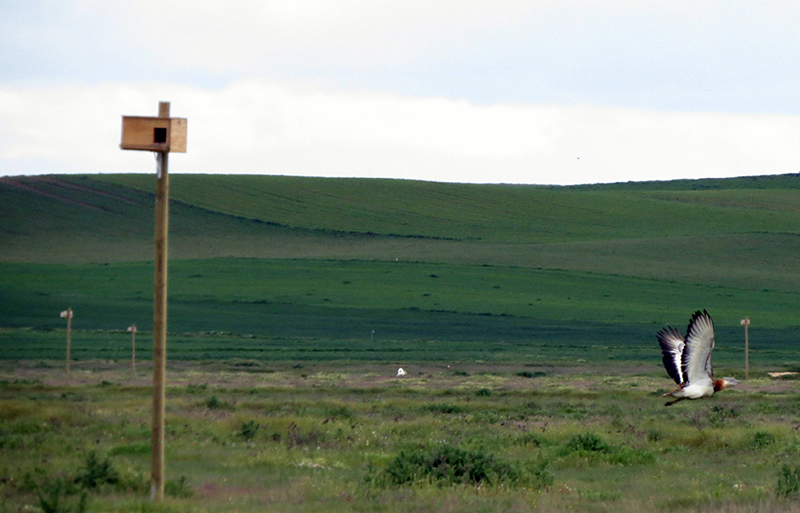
[153,127,168,144]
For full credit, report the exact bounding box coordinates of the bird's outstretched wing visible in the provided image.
[682,310,715,386]
[657,327,685,385]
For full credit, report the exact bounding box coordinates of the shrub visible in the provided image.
[607,446,656,466]
[524,458,554,489]
[777,464,800,498]
[476,388,492,397]
[420,403,463,414]
[750,431,776,449]
[380,445,521,487]
[560,433,655,466]
[516,371,546,378]
[237,420,260,440]
[566,433,610,453]
[37,478,87,513]
[75,452,119,489]
[205,396,233,410]
[23,472,87,513]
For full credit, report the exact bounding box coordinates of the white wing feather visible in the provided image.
[682,310,715,387]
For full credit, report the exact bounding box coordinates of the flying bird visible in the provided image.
[657,310,739,406]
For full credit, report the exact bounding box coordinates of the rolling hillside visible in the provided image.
[5,173,800,290]
[2,173,800,365]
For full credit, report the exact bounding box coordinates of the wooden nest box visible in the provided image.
[120,116,187,153]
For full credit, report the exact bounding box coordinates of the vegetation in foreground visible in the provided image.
[2,361,800,512]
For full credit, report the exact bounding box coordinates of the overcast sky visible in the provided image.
[1,1,799,185]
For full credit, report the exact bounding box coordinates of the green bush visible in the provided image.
[777,464,800,498]
[37,479,87,513]
[23,472,87,513]
[607,446,656,466]
[237,420,260,440]
[560,433,655,466]
[75,452,119,489]
[750,431,776,449]
[379,445,522,487]
[523,458,554,489]
[566,433,610,453]
[515,371,546,378]
[205,395,234,410]
[420,403,463,414]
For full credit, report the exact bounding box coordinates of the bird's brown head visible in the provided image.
[714,377,739,392]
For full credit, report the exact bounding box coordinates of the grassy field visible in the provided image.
[3,362,800,512]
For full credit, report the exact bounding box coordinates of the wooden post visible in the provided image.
[61,308,73,383]
[741,317,750,380]
[151,101,170,501]
[128,324,137,375]
[120,100,185,501]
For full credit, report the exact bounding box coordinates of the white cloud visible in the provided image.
[1,80,799,184]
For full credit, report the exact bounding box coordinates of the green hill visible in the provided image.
[2,173,800,366]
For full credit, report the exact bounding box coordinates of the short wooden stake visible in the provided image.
[128,324,137,375]
[60,308,73,384]
[741,317,750,380]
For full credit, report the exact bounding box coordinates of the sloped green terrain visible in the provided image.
[2,173,800,365]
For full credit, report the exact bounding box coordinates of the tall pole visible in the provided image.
[151,101,170,501]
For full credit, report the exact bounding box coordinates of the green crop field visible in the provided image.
[3,173,800,511]
[2,173,800,366]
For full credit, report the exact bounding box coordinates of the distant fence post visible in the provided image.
[60,308,73,383]
[128,324,137,375]
[740,317,750,380]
